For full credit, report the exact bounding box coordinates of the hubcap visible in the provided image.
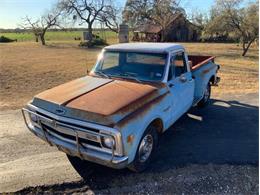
[138,134,153,163]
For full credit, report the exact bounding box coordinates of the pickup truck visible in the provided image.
[22,43,220,176]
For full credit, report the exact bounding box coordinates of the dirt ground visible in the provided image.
[0,41,258,110]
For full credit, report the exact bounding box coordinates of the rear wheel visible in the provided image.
[67,155,98,180]
[128,125,158,172]
[198,82,211,108]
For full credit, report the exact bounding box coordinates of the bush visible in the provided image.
[79,37,108,48]
[0,36,17,43]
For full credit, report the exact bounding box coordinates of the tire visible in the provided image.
[67,154,98,180]
[128,125,159,172]
[197,82,211,108]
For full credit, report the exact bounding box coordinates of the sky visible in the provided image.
[0,0,215,29]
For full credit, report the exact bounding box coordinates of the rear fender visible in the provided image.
[193,62,218,99]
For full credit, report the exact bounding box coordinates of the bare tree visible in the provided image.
[21,17,41,42]
[190,10,208,31]
[99,3,121,33]
[123,0,185,41]
[122,0,152,29]
[59,0,119,41]
[205,0,259,56]
[22,11,62,45]
[149,0,185,41]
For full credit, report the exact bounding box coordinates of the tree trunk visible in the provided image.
[88,24,93,42]
[40,34,46,45]
[35,35,39,42]
[160,29,166,42]
[242,39,255,56]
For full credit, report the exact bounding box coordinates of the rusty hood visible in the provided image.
[31,76,168,126]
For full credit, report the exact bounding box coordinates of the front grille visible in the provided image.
[35,111,106,150]
[36,111,99,133]
[41,123,101,148]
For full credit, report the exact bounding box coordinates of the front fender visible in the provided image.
[114,92,170,164]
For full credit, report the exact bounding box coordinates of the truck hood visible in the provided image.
[31,76,167,126]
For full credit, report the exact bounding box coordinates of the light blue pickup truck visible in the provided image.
[22,43,220,177]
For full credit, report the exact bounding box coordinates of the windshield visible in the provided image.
[93,51,167,82]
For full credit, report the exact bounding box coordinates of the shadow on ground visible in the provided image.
[17,98,259,192]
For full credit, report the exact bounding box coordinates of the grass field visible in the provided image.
[0,39,258,110]
[0,30,118,44]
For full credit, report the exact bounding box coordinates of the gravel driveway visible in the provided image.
[0,93,258,194]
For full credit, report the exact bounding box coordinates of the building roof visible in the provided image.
[104,43,184,53]
[138,24,162,34]
[137,13,182,34]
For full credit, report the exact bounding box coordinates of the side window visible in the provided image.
[174,52,187,77]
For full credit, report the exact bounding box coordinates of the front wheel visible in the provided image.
[197,82,211,108]
[128,125,158,172]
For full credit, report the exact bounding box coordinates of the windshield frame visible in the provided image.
[92,49,169,83]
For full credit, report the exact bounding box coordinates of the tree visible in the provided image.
[59,0,120,41]
[98,2,121,33]
[21,16,41,42]
[205,0,259,56]
[22,10,61,45]
[190,10,208,31]
[149,0,185,41]
[122,0,185,41]
[122,0,152,29]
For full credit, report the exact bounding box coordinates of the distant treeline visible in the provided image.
[0,28,116,33]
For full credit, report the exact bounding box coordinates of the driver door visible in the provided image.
[167,51,195,121]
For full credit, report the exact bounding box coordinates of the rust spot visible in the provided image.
[203,69,210,74]
[201,66,216,75]
[35,76,112,105]
[66,80,158,116]
[127,134,135,145]
[116,92,169,128]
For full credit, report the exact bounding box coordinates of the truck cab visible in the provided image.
[22,43,220,175]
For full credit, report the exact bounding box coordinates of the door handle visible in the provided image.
[179,75,187,83]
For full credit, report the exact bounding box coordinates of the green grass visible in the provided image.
[0,30,118,43]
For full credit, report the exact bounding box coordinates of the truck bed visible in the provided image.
[188,55,215,71]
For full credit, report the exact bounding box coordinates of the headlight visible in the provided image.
[29,113,38,122]
[101,136,115,149]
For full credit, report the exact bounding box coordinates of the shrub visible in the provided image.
[79,37,108,48]
[0,36,16,43]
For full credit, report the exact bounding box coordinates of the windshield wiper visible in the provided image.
[95,71,110,79]
[117,73,142,83]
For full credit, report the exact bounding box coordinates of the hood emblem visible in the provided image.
[55,108,66,115]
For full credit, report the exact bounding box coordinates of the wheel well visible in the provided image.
[150,118,163,134]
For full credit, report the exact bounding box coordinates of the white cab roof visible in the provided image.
[104,42,184,53]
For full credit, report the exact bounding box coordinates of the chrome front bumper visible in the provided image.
[22,107,128,169]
